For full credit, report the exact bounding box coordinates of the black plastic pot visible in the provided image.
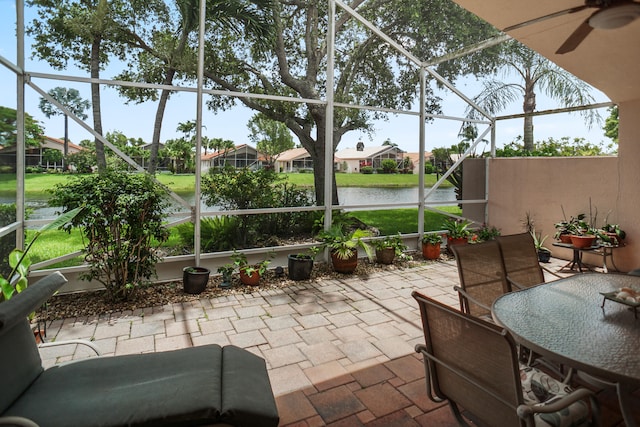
[183,266,210,294]
[537,249,551,263]
[287,254,314,281]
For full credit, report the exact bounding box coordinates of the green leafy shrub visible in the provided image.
[360,166,374,174]
[202,167,313,247]
[176,216,239,252]
[424,164,435,174]
[48,171,170,301]
[380,159,397,174]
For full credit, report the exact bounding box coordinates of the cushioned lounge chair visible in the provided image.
[412,290,600,427]
[0,272,279,427]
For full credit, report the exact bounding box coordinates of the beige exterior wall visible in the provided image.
[484,155,637,271]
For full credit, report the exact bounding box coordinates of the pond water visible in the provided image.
[14,186,457,220]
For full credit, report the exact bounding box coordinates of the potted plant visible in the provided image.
[217,263,235,288]
[317,225,374,274]
[531,230,551,263]
[231,250,272,286]
[372,233,407,265]
[554,213,583,243]
[422,233,443,260]
[442,218,472,253]
[600,223,626,246]
[288,246,320,281]
[183,266,210,294]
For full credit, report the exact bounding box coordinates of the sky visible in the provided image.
[0,1,614,156]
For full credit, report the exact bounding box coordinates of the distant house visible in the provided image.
[23,136,83,169]
[274,147,314,172]
[334,142,405,173]
[404,151,434,174]
[201,144,263,173]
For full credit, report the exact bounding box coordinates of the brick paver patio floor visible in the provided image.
[40,257,637,426]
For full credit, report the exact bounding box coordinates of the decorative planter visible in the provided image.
[446,236,468,254]
[570,235,596,249]
[239,268,261,286]
[288,254,314,281]
[183,266,210,294]
[559,234,572,244]
[376,247,396,265]
[331,249,358,274]
[422,242,441,260]
[537,249,551,263]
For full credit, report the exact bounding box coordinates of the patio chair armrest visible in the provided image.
[453,286,491,313]
[39,339,102,356]
[0,416,40,427]
[517,387,600,423]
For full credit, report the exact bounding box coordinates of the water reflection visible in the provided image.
[16,186,456,220]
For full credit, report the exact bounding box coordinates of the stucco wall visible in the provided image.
[485,155,637,271]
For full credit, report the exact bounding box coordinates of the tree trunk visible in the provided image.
[91,37,106,172]
[147,69,175,175]
[522,84,536,152]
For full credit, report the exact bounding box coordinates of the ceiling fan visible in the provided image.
[503,0,640,54]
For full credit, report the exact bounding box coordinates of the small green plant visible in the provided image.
[230,250,273,276]
[422,233,443,245]
[473,224,501,243]
[317,225,374,261]
[442,218,472,239]
[530,230,550,252]
[291,246,321,260]
[372,233,407,257]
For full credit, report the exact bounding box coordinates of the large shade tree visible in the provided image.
[247,113,295,166]
[28,0,131,173]
[465,40,599,152]
[113,0,274,174]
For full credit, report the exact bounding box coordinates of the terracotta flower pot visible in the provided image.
[570,235,596,249]
[239,268,261,286]
[376,247,396,265]
[446,236,468,254]
[559,234,572,244]
[331,250,358,274]
[422,242,441,260]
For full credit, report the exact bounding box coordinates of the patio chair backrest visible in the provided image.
[451,240,510,317]
[497,232,545,289]
[0,272,66,414]
[412,291,523,427]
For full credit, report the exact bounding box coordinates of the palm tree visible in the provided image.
[38,87,90,162]
[466,40,599,152]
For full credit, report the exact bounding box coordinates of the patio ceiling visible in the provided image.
[452,0,640,103]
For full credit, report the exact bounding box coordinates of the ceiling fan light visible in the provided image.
[589,4,640,29]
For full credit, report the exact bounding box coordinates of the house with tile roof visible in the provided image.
[274,147,314,172]
[334,142,405,173]
[200,144,264,173]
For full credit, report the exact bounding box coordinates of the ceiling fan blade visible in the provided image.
[503,5,590,32]
[555,19,595,54]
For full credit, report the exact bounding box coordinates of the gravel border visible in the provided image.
[42,254,447,321]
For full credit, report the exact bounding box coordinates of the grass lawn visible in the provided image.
[0,171,450,197]
[353,206,461,235]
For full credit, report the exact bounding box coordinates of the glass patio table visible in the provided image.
[492,273,640,427]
